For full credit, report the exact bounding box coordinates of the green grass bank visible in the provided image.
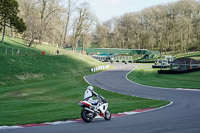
[128,64,200,89]
[0,36,169,126]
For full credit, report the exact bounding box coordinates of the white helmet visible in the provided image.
[87,86,93,91]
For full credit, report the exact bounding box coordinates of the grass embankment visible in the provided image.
[128,64,200,89]
[0,36,169,126]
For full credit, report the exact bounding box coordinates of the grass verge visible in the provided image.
[128,64,200,89]
[0,77,169,125]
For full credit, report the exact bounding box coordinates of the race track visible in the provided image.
[2,63,200,133]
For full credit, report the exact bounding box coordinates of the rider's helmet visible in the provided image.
[87,86,94,91]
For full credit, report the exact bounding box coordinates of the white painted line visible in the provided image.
[0,126,23,130]
[44,121,76,125]
[83,76,93,85]
[123,112,139,115]
[175,88,200,91]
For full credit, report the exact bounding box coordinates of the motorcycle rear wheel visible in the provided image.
[81,109,94,122]
[104,109,111,120]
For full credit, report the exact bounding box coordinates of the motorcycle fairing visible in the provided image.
[79,101,92,107]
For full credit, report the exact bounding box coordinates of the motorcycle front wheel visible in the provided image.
[104,109,111,120]
[81,109,94,122]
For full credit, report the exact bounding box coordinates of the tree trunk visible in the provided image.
[159,41,162,57]
[82,41,84,53]
[29,39,34,47]
[60,27,64,47]
[39,31,42,45]
[82,36,86,53]
[1,20,6,44]
[29,31,35,47]
[12,32,15,39]
[63,15,70,45]
[173,31,175,53]
[52,35,55,45]
[10,22,15,39]
[38,0,47,45]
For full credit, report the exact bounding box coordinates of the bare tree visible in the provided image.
[81,14,96,52]
[18,0,65,47]
[38,0,61,44]
[62,0,77,46]
[71,2,94,51]
[94,0,200,53]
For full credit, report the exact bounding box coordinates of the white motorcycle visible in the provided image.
[78,95,111,122]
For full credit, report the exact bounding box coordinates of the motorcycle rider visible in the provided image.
[78,86,111,122]
[84,86,99,110]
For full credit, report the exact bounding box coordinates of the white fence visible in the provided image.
[91,65,110,72]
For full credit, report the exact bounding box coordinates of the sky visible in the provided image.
[83,0,179,22]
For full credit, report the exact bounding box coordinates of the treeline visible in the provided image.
[2,0,96,51]
[2,0,200,54]
[94,0,200,54]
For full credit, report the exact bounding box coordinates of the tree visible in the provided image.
[0,0,26,44]
[71,2,94,51]
[95,24,109,48]
[25,15,41,47]
[38,0,61,44]
[18,0,40,47]
[62,0,77,46]
[18,0,65,47]
[93,0,200,53]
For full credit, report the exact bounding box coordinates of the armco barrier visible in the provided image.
[91,65,110,72]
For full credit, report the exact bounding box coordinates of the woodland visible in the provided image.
[1,0,200,54]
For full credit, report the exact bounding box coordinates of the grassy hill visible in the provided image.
[0,36,169,126]
[0,36,104,84]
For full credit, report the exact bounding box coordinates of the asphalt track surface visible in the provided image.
[2,63,200,133]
